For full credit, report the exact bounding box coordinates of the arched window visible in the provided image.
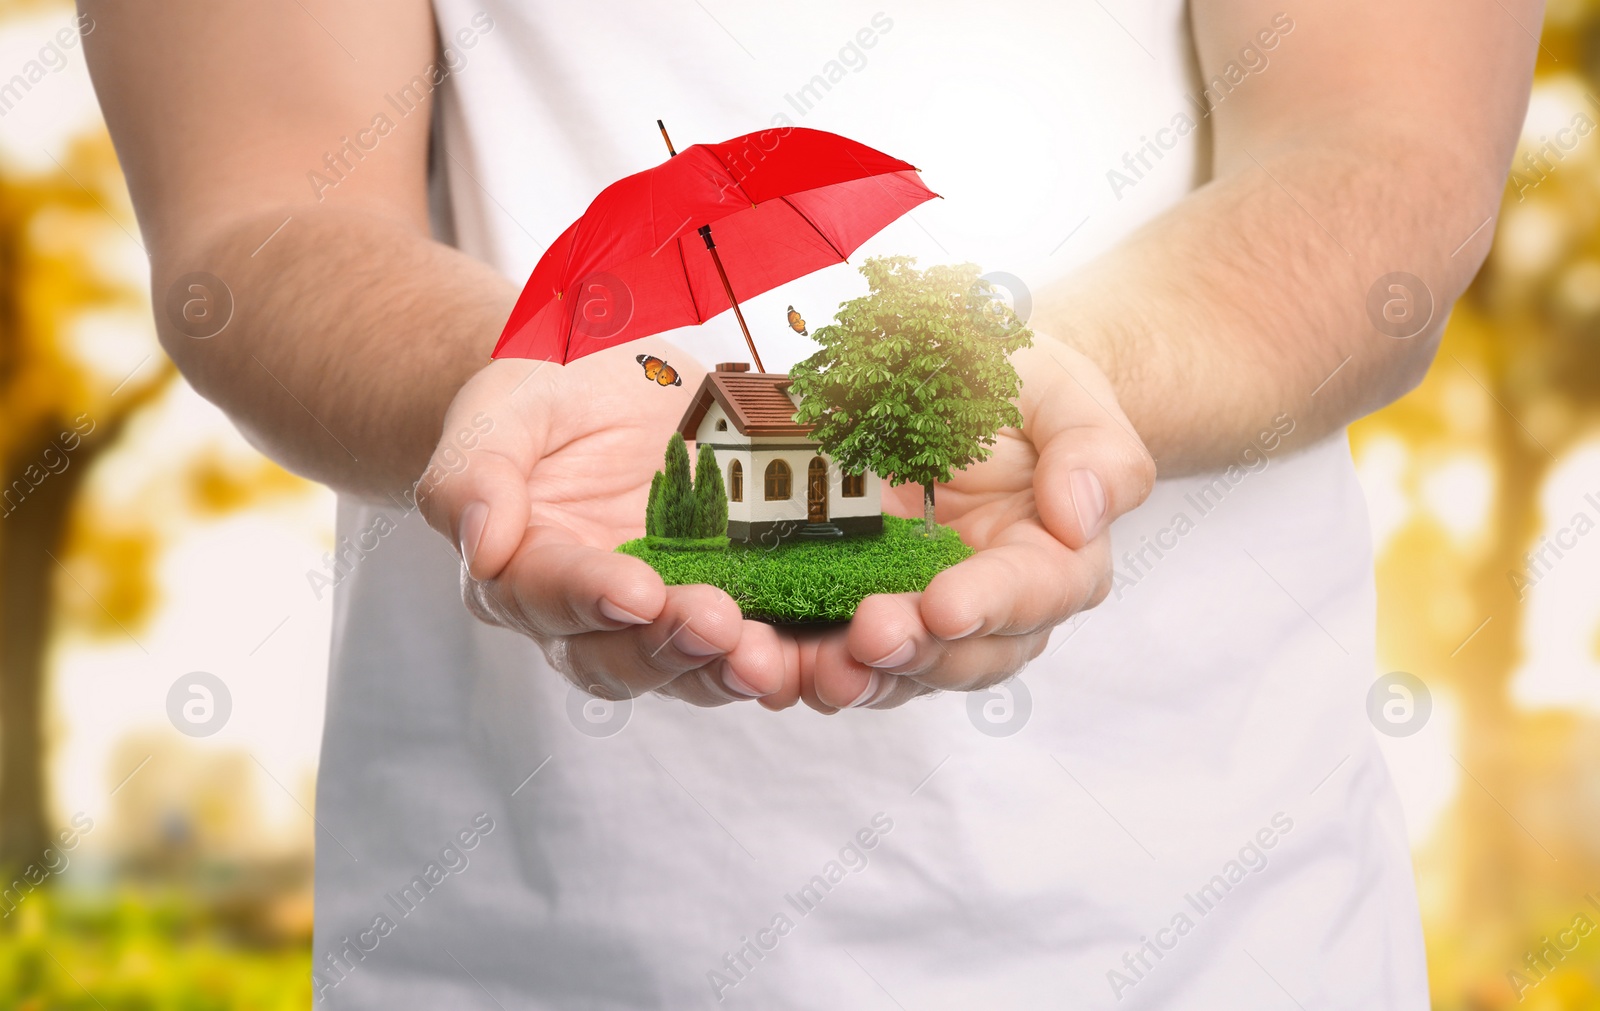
[764,460,791,501]
[715,418,728,431]
[841,472,866,498]
[728,460,743,502]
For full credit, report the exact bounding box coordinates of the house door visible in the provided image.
[807,457,828,523]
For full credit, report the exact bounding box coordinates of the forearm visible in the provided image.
[1038,135,1499,475]
[1039,0,1540,476]
[155,207,515,499]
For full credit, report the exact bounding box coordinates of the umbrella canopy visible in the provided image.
[491,127,938,364]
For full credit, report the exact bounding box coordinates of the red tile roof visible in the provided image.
[677,369,815,440]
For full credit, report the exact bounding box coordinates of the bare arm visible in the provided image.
[1039,0,1541,473]
[81,0,506,499]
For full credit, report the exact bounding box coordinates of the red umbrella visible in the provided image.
[491,125,938,372]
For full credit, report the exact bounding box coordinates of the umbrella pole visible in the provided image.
[698,225,766,373]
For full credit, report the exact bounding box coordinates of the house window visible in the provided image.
[764,460,791,500]
[842,472,866,498]
[715,418,727,431]
[729,460,743,502]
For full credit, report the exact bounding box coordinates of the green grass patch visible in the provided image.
[0,886,311,1009]
[643,534,731,552]
[617,514,972,622]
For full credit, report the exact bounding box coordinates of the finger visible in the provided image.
[900,629,1050,693]
[917,531,1111,640]
[820,621,1049,701]
[758,628,809,712]
[721,619,796,700]
[651,666,741,708]
[840,529,1105,681]
[1021,343,1156,549]
[481,525,667,637]
[807,632,930,712]
[843,592,940,673]
[654,617,796,706]
[418,442,531,581]
[417,361,551,581]
[561,583,744,698]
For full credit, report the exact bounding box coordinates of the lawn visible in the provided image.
[617,514,972,622]
[0,887,311,1010]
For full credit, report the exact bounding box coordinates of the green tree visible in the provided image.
[646,436,728,538]
[647,433,696,537]
[789,256,1032,533]
[644,471,665,536]
[692,443,728,537]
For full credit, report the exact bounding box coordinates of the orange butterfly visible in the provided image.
[786,305,808,336]
[636,353,682,387]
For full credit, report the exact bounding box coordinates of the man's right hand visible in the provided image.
[420,349,800,708]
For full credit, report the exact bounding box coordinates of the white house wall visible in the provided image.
[712,447,752,526]
[829,459,882,519]
[749,445,813,524]
[691,405,881,534]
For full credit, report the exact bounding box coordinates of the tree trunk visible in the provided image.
[922,482,935,536]
[0,418,87,870]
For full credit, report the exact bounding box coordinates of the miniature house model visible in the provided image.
[678,363,883,543]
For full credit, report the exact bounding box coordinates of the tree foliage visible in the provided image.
[644,471,666,537]
[0,131,305,870]
[788,256,1032,530]
[645,433,727,539]
[692,443,728,538]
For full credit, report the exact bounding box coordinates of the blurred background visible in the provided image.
[1,0,1597,1007]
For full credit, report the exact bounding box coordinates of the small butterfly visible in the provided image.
[636,353,682,387]
[786,305,808,336]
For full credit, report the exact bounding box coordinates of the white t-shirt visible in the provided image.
[312,2,1428,1007]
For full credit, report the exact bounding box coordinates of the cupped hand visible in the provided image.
[419,348,797,707]
[796,340,1155,712]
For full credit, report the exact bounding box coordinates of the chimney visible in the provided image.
[714,362,751,373]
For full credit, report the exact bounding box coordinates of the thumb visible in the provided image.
[1024,344,1156,550]
[418,443,530,581]
[418,363,548,581]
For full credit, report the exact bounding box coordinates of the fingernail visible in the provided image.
[458,501,489,571]
[599,599,651,625]
[847,672,885,708]
[865,641,916,669]
[674,625,724,657]
[720,661,764,698]
[947,619,984,640]
[1069,469,1107,540]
